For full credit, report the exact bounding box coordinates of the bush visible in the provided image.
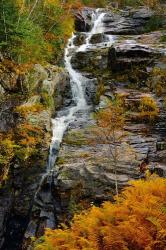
[145,15,164,32]
[0,134,15,183]
[138,95,159,121]
[34,176,166,250]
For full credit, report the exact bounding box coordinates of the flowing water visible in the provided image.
[48,9,114,172]
[2,9,114,250]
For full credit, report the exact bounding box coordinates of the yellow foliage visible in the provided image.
[138,95,159,121]
[34,177,166,250]
[15,123,43,160]
[0,133,15,182]
[15,104,44,118]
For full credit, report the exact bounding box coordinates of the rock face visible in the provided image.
[71,47,109,72]
[109,43,161,71]
[0,65,71,250]
[47,7,166,229]
[0,6,166,250]
[74,8,94,32]
[74,7,160,35]
[71,43,161,74]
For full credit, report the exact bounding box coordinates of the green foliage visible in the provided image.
[64,130,88,146]
[81,0,108,7]
[0,0,75,64]
[161,32,166,42]
[40,92,54,109]
[145,15,164,32]
[0,134,15,182]
[0,0,18,49]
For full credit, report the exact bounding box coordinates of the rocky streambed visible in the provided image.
[0,6,166,250]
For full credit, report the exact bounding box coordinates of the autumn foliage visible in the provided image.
[0,133,15,182]
[34,176,166,250]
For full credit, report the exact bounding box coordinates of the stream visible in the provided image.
[22,8,114,245]
[48,9,114,172]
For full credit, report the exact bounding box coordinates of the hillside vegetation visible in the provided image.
[34,177,166,250]
[0,0,112,65]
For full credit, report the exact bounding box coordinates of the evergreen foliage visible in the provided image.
[0,0,77,64]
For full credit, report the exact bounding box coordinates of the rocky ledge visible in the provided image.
[0,63,71,250]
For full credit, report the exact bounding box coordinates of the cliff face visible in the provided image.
[0,5,166,250]
[50,6,166,226]
[0,62,71,249]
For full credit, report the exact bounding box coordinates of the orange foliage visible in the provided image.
[34,176,166,250]
[1,59,32,75]
[16,104,44,118]
[0,133,15,182]
[15,123,44,160]
[138,96,159,121]
[18,124,41,145]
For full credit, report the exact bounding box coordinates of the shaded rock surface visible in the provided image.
[0,65,71,250]
[75,7,165,35]
[71,43,161,74]
[74,8,94,32]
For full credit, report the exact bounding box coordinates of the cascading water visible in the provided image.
[1,9,115,250]
[48,9,113,172]
[23,8,114,242]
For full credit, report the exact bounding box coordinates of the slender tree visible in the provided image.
[91,98,126,196]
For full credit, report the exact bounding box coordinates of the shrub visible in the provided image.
[161,33,166,43]
[14,123,44,160]
[145,15,164,32]
[81,0,109,7]
[15,104,44,118]
[0,134,15,182]
[34,176,166,250]
[148,67,166,96]
[138,95,159,121]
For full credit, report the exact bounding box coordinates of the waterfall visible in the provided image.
[25,8,114,239]
[48,9,114,172]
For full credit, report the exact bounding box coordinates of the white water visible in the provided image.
[47,9,114,171]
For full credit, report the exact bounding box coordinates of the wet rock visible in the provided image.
[74,8,94,32]
[0,65,71,249]
[0,98,19,132]
[85,78,98,104]
[90,33,108,44]
[103,8,155,35]
[73,33,87,46]
[0,190,12,249]
[132,8,154,20]
[71,47,109,72]
[109,44,160,71]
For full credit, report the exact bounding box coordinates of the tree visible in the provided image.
[91,97,126,196]
[34,176,166,250]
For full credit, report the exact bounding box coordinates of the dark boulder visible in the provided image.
[71,47,109,72]
[90,33,109,44]
[73,33,87,46]
[74,8,94,32]
[109,44,161,71]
